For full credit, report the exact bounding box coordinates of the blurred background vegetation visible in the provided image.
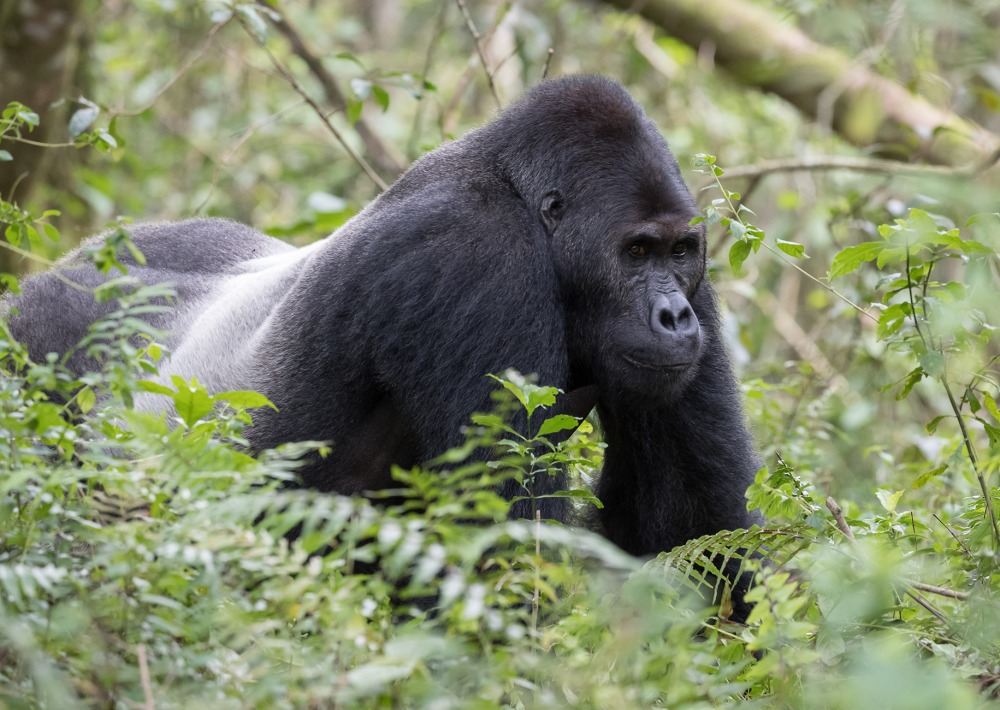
[3,0,998,498]
[2,0,1000,706]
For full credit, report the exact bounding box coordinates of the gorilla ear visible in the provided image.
[540,190,565,234]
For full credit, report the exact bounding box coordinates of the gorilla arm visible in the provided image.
[239,184,574,515]
[360,187,575,520]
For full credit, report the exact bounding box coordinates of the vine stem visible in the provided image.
[243,21,388,192]
[709,166,877,323]
[455,0,502,110]
[531,508,541,641]
[0,240,93,293]
[942,371,1000,548]
[903,244,1000,549]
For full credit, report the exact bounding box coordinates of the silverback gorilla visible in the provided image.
[6,76,762,613]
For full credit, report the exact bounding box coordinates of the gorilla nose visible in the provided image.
[651,292,699,337]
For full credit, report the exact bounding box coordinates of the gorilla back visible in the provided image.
[7,76,762,587]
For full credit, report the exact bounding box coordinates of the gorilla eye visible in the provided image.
[627,243,648,258]
[673,237,699,258]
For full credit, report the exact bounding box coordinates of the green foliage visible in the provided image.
[2,208,1000,706]
[3,2,1000,705]
[694,153,808,276]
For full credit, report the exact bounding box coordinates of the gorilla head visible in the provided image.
[486,77,707,404]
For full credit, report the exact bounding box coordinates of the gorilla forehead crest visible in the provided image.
[5,75,763,622]
[488,76,694,216]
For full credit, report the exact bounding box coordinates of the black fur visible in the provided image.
[6,76,762,613]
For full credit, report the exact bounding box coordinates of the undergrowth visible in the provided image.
[1,117,999,707]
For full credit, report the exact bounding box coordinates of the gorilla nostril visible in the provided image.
[651,293,699,336]
[676,304,694,330]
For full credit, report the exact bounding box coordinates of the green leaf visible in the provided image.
[896,367,923,400]
[335,51,366,69]
[125,239,146,266]
[490,372,558,418]
[918,351,944,379]
[983,393,1000,424]
[538,488,604,508]
[728,220,747,241]
[816,626,846,663]
[76,387,96,414]
[926,415,946,434]
[985,422,1000,449]
[17,109,39,127]
[214,390,277,411]
[345,662,416,697]
[912,464,948,488]
[68,104,100,139]
[876,302,911,341]
[346,99,363,125]
[729,239,752,274]
[537,414,581,437]
[470,412,505,428]
[875,488,904,515]
[372,85,390,112]
[776,239,807,258]
[0,150,11,161]
[829,242,885,279]
[169,376,216,427]
[522,384,559,417]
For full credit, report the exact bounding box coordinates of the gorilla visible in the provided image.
[6,76,762,612]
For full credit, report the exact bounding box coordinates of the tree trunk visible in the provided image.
[599,0,1000,167]
[0,0,82,275]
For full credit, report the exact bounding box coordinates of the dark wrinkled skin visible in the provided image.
[6,76,763,620]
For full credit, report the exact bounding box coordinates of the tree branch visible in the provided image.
[242,22,389,192]
[704,151,1000,189]
[600,0,1000,167]
[260,3,405,179]
[456,0,503,109]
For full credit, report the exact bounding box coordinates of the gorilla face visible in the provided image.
[604,214,707,402]
[540,152,708,404]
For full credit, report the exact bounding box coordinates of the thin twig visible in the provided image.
[243,24,388,192]
[408,0,450,160]
[2,136,76,149]
[531,508,541,639]
[906,590,951,626]
[137,644,155,710]
[825,496,856,541]
[260,2,404,178]
[541,48,555,80]
[905,580,969,601]
[933,513,973,557]
[942,371,1000,548]
[455,0,502,109]
[193,100,306,213]
[706,167,878,323]
[0,239,55,267]
[113,20,231,118]
[701,147,1000,192]
[0,241,94,293]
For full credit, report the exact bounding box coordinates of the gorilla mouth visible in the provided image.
[621,353,693,372]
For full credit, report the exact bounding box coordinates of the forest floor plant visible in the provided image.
[1,111,999,708]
